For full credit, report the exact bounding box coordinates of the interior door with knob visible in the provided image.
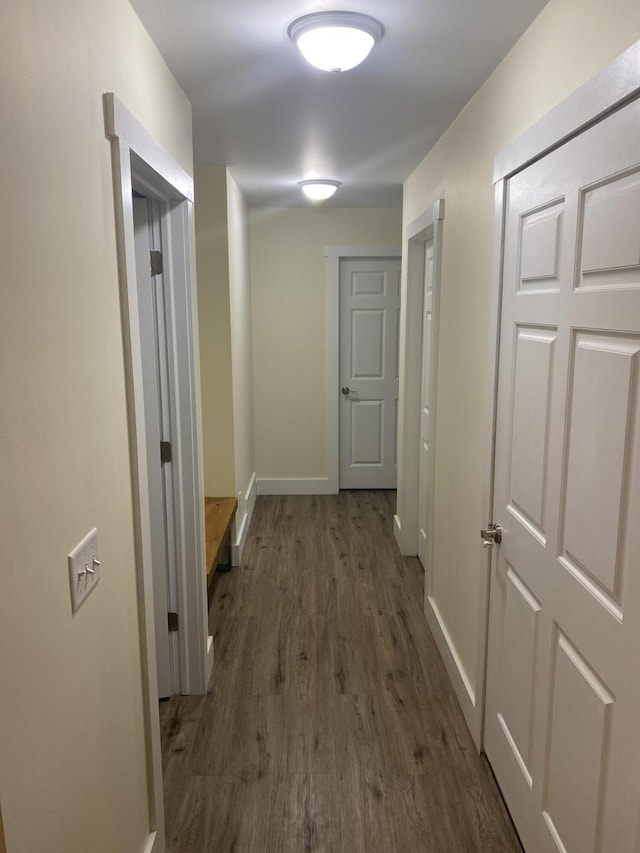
[339,256,401,488]
[485,97,640,852]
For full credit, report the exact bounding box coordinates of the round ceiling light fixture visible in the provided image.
[288,12,384,73]
[298,179,342,201]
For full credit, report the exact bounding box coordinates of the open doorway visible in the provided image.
[105,93,212,850]
[133,195,182,698]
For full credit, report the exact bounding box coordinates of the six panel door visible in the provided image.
[339,257,401,489]
[485,97,640,852]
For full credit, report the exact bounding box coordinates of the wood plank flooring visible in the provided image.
[160,491,522,852]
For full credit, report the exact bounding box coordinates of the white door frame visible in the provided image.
[104,93,213,853]
[478,39,640,752]
[325,244,401,493]
[133,196,182,699]
[395,200,444,557]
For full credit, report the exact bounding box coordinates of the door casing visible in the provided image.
[479,39,640,755]
[133,196,183,699]
[395,200,444,559]
[397,201,484,736]
[104,93,212,853]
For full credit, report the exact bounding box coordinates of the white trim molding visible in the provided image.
[104,92,207,853]
[494,40,640,182]
[104,95,194,202]
[393,513,402,545]
[231,471,257,564]
[257,477,334,495]
[395,199,481,740]
[424,593,478,739]
[324,244,402,493]
[142,832,160,853]
[479,39,640,755]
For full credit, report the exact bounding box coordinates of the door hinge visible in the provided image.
[160,441,172,463]
[150,250,163,276]
[168,611,179,633]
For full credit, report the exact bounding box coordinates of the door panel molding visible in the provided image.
[324,244,401,493]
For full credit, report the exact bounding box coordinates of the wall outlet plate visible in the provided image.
[68,528,100,613]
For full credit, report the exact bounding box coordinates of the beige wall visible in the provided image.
[195,165,235,496]
[0,1,192,852]
[227,171,256,525]
[250,207,402,480]
[403,0,640,690]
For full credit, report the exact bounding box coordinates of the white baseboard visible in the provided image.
[231,472,257,564]
[205,634,214,683]
[393,514,402,550]
[232,510,249,564]
[142,831,160,853]
[257,477,336,495]
[392,512,418,557]
[424,593,481,746]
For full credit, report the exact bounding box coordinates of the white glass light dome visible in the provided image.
[299,180,341,201]
[288,12,384,73]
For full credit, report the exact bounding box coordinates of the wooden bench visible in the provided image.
[204,496,238,584]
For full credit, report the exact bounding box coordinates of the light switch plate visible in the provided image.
[68,528,100,613]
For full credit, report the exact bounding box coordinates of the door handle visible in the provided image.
[481,523,503,548]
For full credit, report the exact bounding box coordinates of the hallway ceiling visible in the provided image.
[130,0,549,207]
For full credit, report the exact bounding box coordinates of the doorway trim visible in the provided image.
[396,200,482,736]
[479,39,640,752]
[395,200,444,556]
[325,244,402,493]
[104,93,212,853]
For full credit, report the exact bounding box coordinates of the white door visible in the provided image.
[418,240,435,570]
[134,197,180,699]
[339,256,401,489]
[485,98,640,852]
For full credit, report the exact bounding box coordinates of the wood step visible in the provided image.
[204,496,238,583]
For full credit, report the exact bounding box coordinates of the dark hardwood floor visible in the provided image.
[160,491,522,852]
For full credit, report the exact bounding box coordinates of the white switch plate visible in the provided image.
[68,528,100,613]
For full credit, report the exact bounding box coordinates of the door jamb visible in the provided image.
[324,244,401,493]
[478,38,640,751]
[104,93,212,853]
[395,200,444,559]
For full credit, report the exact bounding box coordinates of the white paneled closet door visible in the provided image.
[485,96,640,852]
[339,256,401,489]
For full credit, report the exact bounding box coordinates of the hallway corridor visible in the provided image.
[160,491,522,851]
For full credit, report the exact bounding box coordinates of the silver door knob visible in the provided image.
[341,386,351,395]
[480,523,503,548]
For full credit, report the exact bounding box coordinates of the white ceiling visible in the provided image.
[130,0,549,207]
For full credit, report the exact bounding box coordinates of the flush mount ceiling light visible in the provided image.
[288,12,384,73]
[298,179,342,201]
